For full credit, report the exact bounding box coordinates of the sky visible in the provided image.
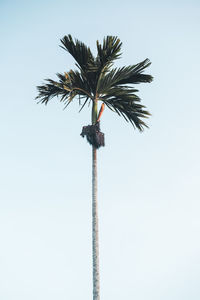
[0,0,200,299]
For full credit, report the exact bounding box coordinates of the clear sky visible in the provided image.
[0,0,200,299]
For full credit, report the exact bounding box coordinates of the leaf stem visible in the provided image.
[92,99,98,125]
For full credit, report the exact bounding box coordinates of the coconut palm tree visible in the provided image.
[36,34,153,300]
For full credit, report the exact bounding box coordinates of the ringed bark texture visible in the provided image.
[92,146,100,300]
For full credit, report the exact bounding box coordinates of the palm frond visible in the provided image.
[36,34,153,131]
[116,59,153,85]
[60,34,95,73]
[66,70,93,97]
[97,59,153,94]
[101,87,151,130]
[79,97,89,112]
[96,36,122,69]
[36,69,93,107]
[36,79,69,105]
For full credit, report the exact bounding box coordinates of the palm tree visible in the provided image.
[36,35,153,300]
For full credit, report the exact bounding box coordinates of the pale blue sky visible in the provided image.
[0,1,200,299]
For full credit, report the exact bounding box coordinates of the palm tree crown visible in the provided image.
[36,35,153,131]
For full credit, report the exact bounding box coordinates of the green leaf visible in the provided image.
[36,34,153,131]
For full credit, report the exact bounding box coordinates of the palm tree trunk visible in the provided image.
[92,100,100,300]
[92,146,100,299]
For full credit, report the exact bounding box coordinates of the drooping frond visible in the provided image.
[101,87,151,131]
[36,79,70,105]
[36,70,93,107]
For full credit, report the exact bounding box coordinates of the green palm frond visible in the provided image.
[60,35,100,94]
[60,34,95,73]
[36,70,93,106]
[97,59,153,94]
[66,70,93,97]
[101,87,150,130]
[116,59,153,85]
[36,34,153,130]
[96,36,122,69]
[36,79,69,105]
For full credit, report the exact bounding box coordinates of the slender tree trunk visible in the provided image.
[92,100,100,300]
[92,146,100,300]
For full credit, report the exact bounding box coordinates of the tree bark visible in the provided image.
[92,99,100,300]
[92,146,100,300]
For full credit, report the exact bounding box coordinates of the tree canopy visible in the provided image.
[36,35,153,130]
